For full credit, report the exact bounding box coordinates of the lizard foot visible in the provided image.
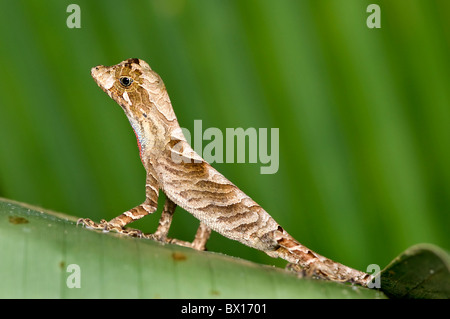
[165,238,208,251]
[141,222,211,251]
[285,263,310,279]
[141,233,174,246]
[140,233,206,250]
[285,262,331,281]
[77,218,143,238]
[76,218,108,230]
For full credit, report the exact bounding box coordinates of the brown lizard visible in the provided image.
[78,58,373,286]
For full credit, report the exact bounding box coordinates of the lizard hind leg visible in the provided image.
[167,222,211,251]
[146,196,211,251]
[150,196,177,241]
[191,222,212,251]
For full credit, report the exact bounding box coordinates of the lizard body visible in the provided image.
[78,58,373,286]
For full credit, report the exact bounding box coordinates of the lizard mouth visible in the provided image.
[91,65,116,96]
[91,65,109,90]
[91,64,131,112]
[90,65,103,80]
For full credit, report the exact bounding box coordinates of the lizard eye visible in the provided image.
[119,76,133,87]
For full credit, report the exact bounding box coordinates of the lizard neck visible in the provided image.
[126,104,182,168]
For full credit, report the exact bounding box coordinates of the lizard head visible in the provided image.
[91,58,177,122]
[91,58,179,156]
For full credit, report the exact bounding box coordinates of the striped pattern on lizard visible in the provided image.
[78,58,373,286]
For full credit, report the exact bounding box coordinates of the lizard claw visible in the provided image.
[77,218,109,230]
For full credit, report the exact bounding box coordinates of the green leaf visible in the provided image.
[380,244,450,299]
[0,197,385,299]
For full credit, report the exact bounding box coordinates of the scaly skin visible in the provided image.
[78,58,373,286]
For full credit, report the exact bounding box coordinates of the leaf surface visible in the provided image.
[0,198,385,299]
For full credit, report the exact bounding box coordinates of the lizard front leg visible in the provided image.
[78,173,159,236]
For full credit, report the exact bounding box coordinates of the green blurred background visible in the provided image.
[0,0,448,271]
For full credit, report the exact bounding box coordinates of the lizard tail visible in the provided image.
[270,226,373,286]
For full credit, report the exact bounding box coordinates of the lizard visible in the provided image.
[77,58,374,286]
